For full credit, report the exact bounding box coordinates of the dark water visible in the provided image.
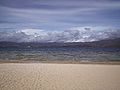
[0,47,120,62]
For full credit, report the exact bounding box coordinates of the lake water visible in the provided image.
[0,47,120,62]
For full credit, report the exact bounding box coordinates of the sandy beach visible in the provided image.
[0,63,120,90]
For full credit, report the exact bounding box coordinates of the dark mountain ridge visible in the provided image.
[0,38,120,48]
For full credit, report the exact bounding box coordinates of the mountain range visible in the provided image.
[0,28,120,43]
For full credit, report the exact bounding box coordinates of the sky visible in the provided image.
[0,0,120,42]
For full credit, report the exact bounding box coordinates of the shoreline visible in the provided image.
[0,60,120,65]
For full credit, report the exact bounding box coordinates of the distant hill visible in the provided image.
[0,38,120,48]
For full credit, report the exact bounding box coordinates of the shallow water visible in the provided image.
[0,47,120,61]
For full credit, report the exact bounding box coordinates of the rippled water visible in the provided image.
[0,47,120,61]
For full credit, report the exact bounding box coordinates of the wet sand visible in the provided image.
[0,63,120,90]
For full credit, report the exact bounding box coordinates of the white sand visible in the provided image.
[0,63,120,90]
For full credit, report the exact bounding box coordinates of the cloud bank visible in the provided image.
[0,27,120,42]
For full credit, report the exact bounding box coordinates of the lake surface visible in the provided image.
[0,47,120,62]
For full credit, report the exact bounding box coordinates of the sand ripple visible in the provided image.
[0,63,120,90]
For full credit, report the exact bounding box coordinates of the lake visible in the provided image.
[0,47,120,62]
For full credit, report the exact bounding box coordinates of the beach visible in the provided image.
[0,63,120,90]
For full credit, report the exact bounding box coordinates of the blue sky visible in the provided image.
[0,0,120,31]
